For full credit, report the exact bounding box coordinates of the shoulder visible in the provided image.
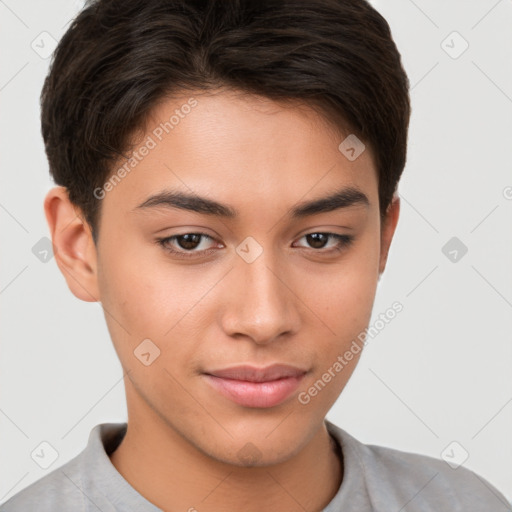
[363,442,511,510]
[0,422,126,512]
[0,455,89,512]
[326,420,512,511]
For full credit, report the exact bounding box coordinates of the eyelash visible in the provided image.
[156,232,355,259]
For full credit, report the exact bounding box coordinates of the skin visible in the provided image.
[44,88,400,511]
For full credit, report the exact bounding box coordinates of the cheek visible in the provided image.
[303,233,380,383]
[96,244,216,376]
[98,241,198,332]
[307,245,379,332]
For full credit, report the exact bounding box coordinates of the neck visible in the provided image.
[109,411,343,512]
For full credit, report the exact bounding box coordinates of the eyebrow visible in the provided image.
[133,185,370,219]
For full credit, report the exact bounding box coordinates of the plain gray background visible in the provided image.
[1,0,511,506]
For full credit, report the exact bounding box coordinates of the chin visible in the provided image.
[193,427,308,469]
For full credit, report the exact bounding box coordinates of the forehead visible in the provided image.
[104,90,378,218]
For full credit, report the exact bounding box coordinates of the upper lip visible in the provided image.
[204,364,307,383]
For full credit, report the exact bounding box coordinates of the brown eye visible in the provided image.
[295,233,354,252]
[305,233,330,249]
[156,233,218,258]
[174,233,203,250]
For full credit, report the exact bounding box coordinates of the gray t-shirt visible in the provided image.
[1,420,510,511]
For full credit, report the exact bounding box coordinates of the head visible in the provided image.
[42,0,409,466]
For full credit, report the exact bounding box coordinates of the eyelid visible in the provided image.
[156,230,354,259]
[157,231,219,250]
[293,232,353,246]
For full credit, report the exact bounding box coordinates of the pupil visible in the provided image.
[307,233,327,249]
[179,234,201,250]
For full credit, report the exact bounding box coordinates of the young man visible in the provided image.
[1,0,510,510]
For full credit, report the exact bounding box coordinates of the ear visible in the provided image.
[379,191,400,276]
[44,186,100,302]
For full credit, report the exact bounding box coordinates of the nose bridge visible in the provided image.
[222,243,300,344]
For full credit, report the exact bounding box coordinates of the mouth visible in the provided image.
[202,364,308,408]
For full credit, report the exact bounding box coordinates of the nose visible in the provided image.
[220,247,301,345]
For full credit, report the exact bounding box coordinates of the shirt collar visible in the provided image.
[79,422,161,511]
[79,420,369,512]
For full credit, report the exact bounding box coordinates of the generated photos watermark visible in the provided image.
[298,301,403,405]
[93,97,198,200]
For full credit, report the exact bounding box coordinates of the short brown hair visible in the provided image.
[41,0,411,244]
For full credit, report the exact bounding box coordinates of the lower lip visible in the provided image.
[203,374,305,408]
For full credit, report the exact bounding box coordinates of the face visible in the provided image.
[48,89,399,466]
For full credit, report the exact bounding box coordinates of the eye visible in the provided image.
[156,231,354,259]
[293,233,354,253]
[156,232,219,258]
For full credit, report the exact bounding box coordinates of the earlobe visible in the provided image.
[378,193,400,276]
[44,186,100,303]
